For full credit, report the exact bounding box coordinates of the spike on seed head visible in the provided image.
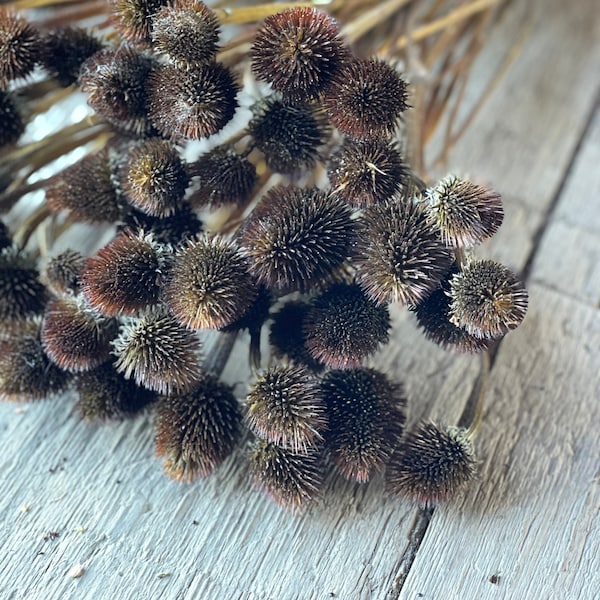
[251,7,348,103]
[110,0,170,44]
[44,250,85,296]
[321,368,406,483]
[155,372,242,481]
[386,421,477,507]
[0,90,25,148]
[0,9,41,87]
[303,283,391,369]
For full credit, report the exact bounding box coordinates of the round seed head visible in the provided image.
[386,422,476,507]
[251,7,348,102]
[0,90,24,147]
[303,283,390,369]
[113,309,203,394]
[165,236,257,330]
[425,175,504,247]
[75,360,156,421]
[147,63,239,141]
[324,58,409,140]
[246,364,327,453]
[121,138,189,217]
[44,249,85,296]
[328,138,408,208]
[0,9,41,87]
[238,185,355,294]
[247,439,323,512]
[110,0,170,44]
[321,368,406,483]
[354,198,453,306]
[248,97,330,174]
[151,0,220,69]
[155,372,242,481]
[448,259,528,338]
[81,231,165,317]
[188,145,256,209]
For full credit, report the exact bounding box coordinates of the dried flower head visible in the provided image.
[251,7,348,102]
[247,439,323,512]
[386,421,477,507]
[425,175,504,247]
[321,368,406,482]
[110,0,170,44]
[113,309,203,394]
[155,373,242,481]
[44,250,85,296]
[147,63,238,141]
[354,198,452,306]
[0,9,41,86]
[327,138,408,208]
[248,98,330,174]
[165,236,256,330]
[0,90,25,147]
[303,283,390,369]
[448,259,528,338]
[151,0,220,69]
[324,58,409,139]
[238,185,355,294]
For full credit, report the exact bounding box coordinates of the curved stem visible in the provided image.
[205,330,239,378]
[465,350,490,439]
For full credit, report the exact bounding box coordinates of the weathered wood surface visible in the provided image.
[1,0,600,598]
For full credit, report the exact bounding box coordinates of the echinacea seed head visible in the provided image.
[44,250,85,296]
[0,9,41,87]
[0,90,25,147]
[110,0,170,44]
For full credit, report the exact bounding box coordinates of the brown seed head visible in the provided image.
[44,249,85,296]
[0,9,41,87]
[110,0,170,44]
[0,90,25,147]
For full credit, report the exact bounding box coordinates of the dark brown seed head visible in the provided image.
[321,368,406,483]
[165,236,257,330]
[44,249,85,296]
[354,198,453,306]
[251,7,348,103]
[386,421,476,507]
[0,9,41,87]
[155,372,242,481]
[303,283,390,369]
[425,175,504,248]
[188,145,256,209]
[147,63,238,141]
[113,309,203,394]
[151,0,220,69]
[238,185,355,294]
[246,364,327,453]
[324,58,409,140]
[110,0,170,44]
[0,90,24,147]
[328,138,408,208]
[448,259,528,338]
[247,439,323,512]
[248,97,330,174]
[121,138,189,217]
[81,231,165,317]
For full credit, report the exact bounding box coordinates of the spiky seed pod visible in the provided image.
[0,9,41,87]
[44,250,85,296]
[45,149,122,223]
[147,63,239,141]
[327,139,408,208]
[0,331,70,402]
[110,0,170,44]
[188,145,256,209]
[248,98,330,174]
[151,0,220,69]
[246,364,327,453]
[354,198,453,306]
[155,373,242,481]
[121,139,189,217]
[75,360,156,421]
[303,283,390,369]
[79,47,155,136]
[0,90,25,147]
[386,422,477,507]
[238,185,355,294]
[247,439,323,512]
[41,27,103,87]
[269,301,325,372]
[321,368,406,483]
[324,58,409,140]
[164,236,256,330]
[112,309,203,394]
[448,259,528,339]
[425,175,504,248]
[81,231,166,317]
[251,7,348,103]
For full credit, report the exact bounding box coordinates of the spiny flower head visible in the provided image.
[44,250,85,296]
[0,90,25,147]
[110,0,170,44]
[0,9,41,87]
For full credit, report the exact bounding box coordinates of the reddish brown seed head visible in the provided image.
[44,249,85,296]
[155,372,242,481]
[110,0,170,44]
[0,9,41,87]
[0,90,25,147]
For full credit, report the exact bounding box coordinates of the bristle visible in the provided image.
[44,249,85,296]
[0,90,25,148]
[0,9,41,87]
[155,372,242,481]
[110,0,170,44]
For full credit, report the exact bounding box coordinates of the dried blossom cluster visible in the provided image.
[0,3,528,512]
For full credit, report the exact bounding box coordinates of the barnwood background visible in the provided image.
[1,0,599,598]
